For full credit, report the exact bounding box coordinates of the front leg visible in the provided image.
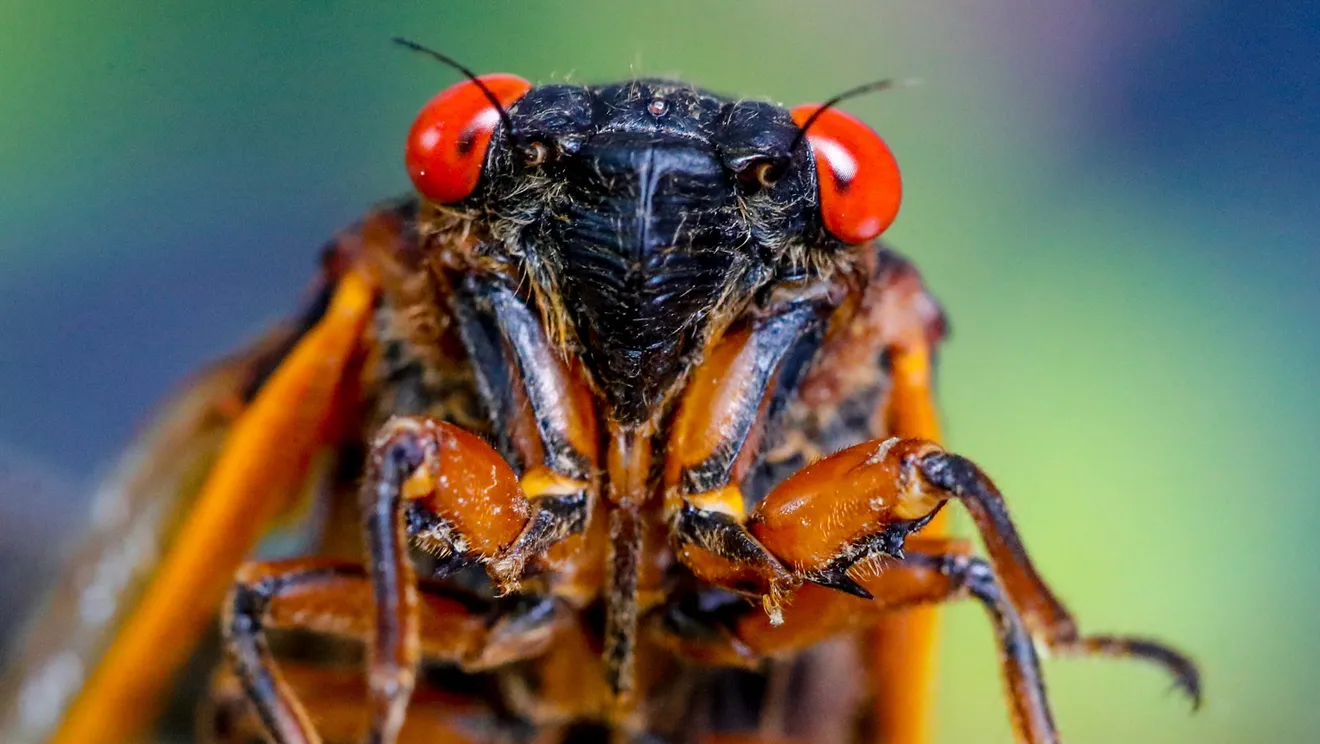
[659,523,1196,744]
[365,416,597,743]
[661,259,943,621]
[223,558,570,743]
[747,437,1202,706]
[201,661,515,744]
[226,415,580,744]
[652,539,1061,743]
[664,299,831,622]
[449,273,601,589]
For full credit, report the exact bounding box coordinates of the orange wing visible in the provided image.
[0,264,377,744]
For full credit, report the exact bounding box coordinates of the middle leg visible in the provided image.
[652,538,1060,743]
[223,557,570,744]
[200,661,514,744]
[742,437,1200,700]
[225,411,589,744]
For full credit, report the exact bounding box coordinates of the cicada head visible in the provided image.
[406,74,902,428]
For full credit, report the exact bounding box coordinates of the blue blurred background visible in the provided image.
[1,2,1317,742]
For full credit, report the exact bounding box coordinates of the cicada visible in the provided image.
[0,41,1199,744]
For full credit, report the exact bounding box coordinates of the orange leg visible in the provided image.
[776,244,949,743]
[223,558,569,744]
[225,414,591,744]
[659,526,1194,744]
[658,246,956,742]
[220,273,601,743]
[507,616,614,727]
[660,539,1056,743]
[444,276,600,591]
[740,436,1199,742]
[661,250,1197,741]
[663,302,830,622]
[908,448,1199,692]
[201,662,510,744]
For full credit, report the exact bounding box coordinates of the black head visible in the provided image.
[404,73,902,428]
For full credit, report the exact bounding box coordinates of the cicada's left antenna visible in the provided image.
[392,36,522,143]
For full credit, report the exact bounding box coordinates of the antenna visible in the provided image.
[392,37,520,142]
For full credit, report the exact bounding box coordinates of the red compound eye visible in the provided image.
[405,74,532,204]
[790,104,902,244]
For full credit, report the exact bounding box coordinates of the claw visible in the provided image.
[1061,635,1203,711]
[808,568,874,600]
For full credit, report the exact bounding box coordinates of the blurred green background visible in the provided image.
[1,2,1317,742]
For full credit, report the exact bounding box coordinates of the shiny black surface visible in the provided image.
[473,80,826,425]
